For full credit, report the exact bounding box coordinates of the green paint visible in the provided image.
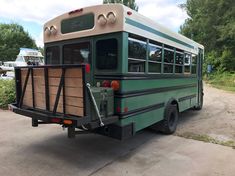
[125,18,195,49]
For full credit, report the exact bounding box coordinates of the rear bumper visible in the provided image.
[9,104,118,129]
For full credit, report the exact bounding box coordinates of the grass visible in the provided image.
[204,72,235,92]
[177,132,235,149]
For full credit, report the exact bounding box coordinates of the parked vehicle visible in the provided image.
[10,4,204,139]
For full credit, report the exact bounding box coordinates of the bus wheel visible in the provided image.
[194,92,203,110]
[160,104,179,134]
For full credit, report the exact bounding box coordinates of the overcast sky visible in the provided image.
[0,0,188,47]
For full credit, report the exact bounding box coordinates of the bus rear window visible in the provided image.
[96,39,118,70]
[61,13,94,34]
[46,46,60,64]
[63,42,90,64]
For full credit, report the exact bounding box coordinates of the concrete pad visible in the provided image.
[0,111,235,176]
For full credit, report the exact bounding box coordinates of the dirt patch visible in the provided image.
[176,83,235,146]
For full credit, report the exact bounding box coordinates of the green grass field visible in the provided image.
[205,72,235,92]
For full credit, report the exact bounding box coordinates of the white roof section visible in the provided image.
[44,4,204,54]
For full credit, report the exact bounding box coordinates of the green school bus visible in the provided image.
[10,4,204,139]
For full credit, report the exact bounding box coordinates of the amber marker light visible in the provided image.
[63,120,73,125]
[111,80,120,91]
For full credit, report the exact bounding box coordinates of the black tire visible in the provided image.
[160,104,179,134]
[194,92,203,110]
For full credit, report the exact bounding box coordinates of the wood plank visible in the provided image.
[48,68,82,78]
[48,68,62,77]
[66,105,83,116]
[66,96,83,107]
[48,77,83,88]
[65,68,82,78]
[34,92,46,109]
[49,86,83,97]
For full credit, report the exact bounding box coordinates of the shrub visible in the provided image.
[0,79,15,109]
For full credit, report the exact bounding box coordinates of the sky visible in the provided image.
[0,0,188,47]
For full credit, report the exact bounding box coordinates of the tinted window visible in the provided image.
[128,60,145,72]
[191,55,197,74]
[61,13,94,34]
[164,64,173,73]
[96,39,118,70]
[175,51,184,74]
[46,46,60,64]
[149,63,161,73]
[128,39,147,60]
[164,49,174,63]
[63,42,90,64]
[149,45,162,62]
[184,53,191,74]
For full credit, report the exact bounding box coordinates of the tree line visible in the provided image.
[180,0,235,72]
[1,0,233,73]
[0,23,37,62]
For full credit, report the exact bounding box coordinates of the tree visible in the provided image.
[180,0,235,72]
[103,0,138,11]
[0,23,37,62]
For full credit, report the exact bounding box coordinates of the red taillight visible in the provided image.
[116,106,121,113]
[124,107,128,112]
[102,80,111,87]
[127,11,132,15]
[111,80,120,91]
[69,8,83,15]
[51,118,61,123]
[85,64,90,73]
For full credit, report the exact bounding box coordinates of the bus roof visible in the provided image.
[44,4,203,54]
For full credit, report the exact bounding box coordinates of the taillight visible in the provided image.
[63,120,73,125]
[85,64,90,73]
[102,80,111,87]
[51,118,61,123]
[111,80,120,91]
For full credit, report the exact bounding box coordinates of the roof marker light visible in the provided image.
[98,14,107,26]
[50,26,57,35]
[127,11,132,16]
[44,27,51,36]
[69,8,83,15]
[107,12,116,24]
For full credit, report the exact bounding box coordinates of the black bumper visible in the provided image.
[9,104,118,129]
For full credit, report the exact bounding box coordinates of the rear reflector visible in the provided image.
[51,118,61,123]
[63,120,73,125]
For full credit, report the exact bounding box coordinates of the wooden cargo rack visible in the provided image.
[15,65,86,117]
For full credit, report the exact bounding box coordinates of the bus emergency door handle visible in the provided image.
[86,83,104,127]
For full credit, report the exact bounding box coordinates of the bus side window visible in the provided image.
[163,47,174,73]
[175,50,184,74]
[96,39,118,70]
[191,54,197,74]
[184,53,191,74]
[128,37,147,73]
